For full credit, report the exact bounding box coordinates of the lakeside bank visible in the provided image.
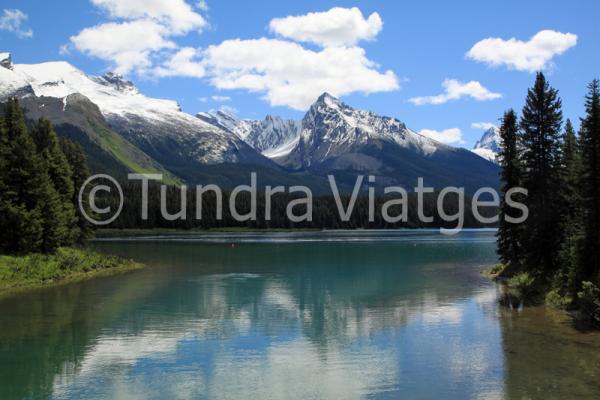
[0,247,143,298]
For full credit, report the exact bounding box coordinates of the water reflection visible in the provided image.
[0,231,599,399]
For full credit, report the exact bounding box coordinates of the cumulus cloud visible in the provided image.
[409,79,501,106]
[211,95,231,102]
[69,0,206,75]
[471,122,497,130]
[202,38,398,110]
[153,47,205,78]
[71,20,176,75]
[466,30,577,72]
[69,4,397,110]
[0,9,33,38]
[90,0,207,34]
[269,7,382,47]
[419,128,464,145]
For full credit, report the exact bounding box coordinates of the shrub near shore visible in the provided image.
[0,247,141,295]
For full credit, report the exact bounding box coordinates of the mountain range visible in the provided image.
[0,52,500,193]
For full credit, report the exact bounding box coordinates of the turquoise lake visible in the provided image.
[1,230,599,399]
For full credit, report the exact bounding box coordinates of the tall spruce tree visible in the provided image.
[0,98,49,254]
[60,138,93,243]
[31,118,79,246]
[519,72,563,274]
[497,109,523,271]
[579,79,600,283]
[556,119,583,296]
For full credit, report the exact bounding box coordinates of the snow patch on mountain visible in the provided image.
[283,92,442,168]
[472,127,501,162]
[196,110,301,158]
[0,53,263,165]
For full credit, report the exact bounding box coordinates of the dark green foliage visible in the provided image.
[0,99,92,254]
[555,119,583,298]
[0,98,47,254]
[60,138,93,243]
[579,80,600,284]
[519,72,563,274]
[497,110,523,269]
[31,118,79,249]
[498,76,600,324]
[577,281,600,326]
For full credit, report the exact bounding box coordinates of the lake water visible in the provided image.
[1,230,599,399]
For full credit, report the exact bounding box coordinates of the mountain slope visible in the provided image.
[18,94,180,184]
[196,110,300,158]
[280,93,500,192]
[472,127,501,163]
[0,53,277,185]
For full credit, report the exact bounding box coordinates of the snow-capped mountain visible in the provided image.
[196,110,301,158]
[472,127,501,163]
[279,93,499,192]
[0,53,268,169]
[0,53,499,191]
[283,93,439,169]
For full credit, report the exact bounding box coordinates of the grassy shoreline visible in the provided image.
[0,247,143,298]
[482,264,600,329]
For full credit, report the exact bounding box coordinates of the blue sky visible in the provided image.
[1,0,599,148]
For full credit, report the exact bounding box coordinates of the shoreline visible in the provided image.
[0,248,144,299]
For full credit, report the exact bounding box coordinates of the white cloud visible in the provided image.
[153,47,205,78]
[471,122,497,130]
[198,97,208,102]
[0,9,33,38]
[91,0,206,34]
[211,95,231,102]
[219,105,238,114]
[69,4,397,111]
[203,38,398,110]
[466,30,577,72]
[70,20,176,75]
[269,7,382,47]
[409,79,501,106]
[69,0,206,75]
[419,128,464,145]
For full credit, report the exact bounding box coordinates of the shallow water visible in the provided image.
[0,230,599,399]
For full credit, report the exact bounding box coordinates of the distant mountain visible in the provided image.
[278,93,500,192]
[0,53,283,185]
[472,127,501,163]
[1,53,499,193]
[196,110,300,158]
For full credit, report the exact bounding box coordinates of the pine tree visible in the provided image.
[60,137,93,243]
[31,118,78,246]
[555,119,583,297]
[579,79,600,283]
[497,109,523,271]
[0,98,47,254]
[519,72,564,274]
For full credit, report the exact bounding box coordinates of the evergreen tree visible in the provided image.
[579,79,600,283]
[0,98,49,254]
[60,137,93,243]
[31,118,78,245]
[497,109,522,270]
[519,72,563,274]
[556,119,583,297]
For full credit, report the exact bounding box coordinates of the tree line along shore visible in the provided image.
[495,73,600,327]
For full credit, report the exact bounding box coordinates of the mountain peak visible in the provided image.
[315,92,341,107]
[94,72,138,94]
[0,52,12,70]
[472,127,501,162]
